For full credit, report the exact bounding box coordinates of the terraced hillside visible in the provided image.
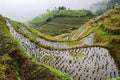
[65,4,120,70]
[0,15,74,80]
[4,7,120,80]
[91,5,120,71]
[1,4,120,80]
[29,9,96,36]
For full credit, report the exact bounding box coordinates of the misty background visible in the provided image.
[0,0,102,22]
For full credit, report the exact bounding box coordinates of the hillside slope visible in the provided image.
[91,5,120,70]
[29,9,96,36]
[2,6,120,79]
[0,15,74,80]
[7,19,119,80]
[66,4,120,70]
[1,4,120,80]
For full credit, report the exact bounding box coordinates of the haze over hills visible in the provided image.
[0,0,102,22]
[90,0,120,14]
[0,0,120,80]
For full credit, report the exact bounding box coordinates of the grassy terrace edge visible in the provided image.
[7,18,109,50]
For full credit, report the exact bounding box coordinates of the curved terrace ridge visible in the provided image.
[6,19,120,80]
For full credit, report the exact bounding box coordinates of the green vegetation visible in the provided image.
[0,15,75,80]
[29,54,39,62]
[29,9,96,36]
[8,20,56,50]
[85,4,120,70]
[64,41,83,46]
[30,9,96,24]
[15,21,56,40]
[54,33,69,40]
[10,20,87,47]
[107,77,120,80]
[65,25,93,41]
[42,64,75,80]
[0,15,26,80]
[59,3,120,71]
[36,22,79,36]
[54,9,96,17]
[70,51,85,57]
[43,55,53,62]
[30,10,56,24]
[0,2,120,80]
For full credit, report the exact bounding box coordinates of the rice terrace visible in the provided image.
[0,0,120,80]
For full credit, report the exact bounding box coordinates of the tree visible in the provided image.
[58,6,66,10]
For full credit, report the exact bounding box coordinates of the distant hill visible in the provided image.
[29,9,96,36]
